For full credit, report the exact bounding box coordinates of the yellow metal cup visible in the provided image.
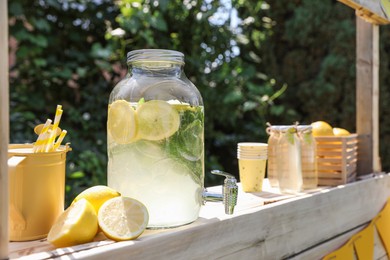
[8,143,70,241]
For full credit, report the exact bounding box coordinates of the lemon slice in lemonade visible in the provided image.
[137,100,180,141]
[98,197,149,241]
[108,100,137,144]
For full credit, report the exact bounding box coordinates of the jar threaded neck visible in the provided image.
[127,49,185,65]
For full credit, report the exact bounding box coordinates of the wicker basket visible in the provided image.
[315,134,358,186]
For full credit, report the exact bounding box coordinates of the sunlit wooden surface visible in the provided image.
[9,176,390,259]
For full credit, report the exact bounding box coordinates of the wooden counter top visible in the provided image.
[9,175,390,259]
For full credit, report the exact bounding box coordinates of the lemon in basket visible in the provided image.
[98,197,149,241]
[333,127,350,136]
[311,121,334,137]
[47,199,98,248]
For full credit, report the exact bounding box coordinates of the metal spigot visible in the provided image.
[203,170,238,215]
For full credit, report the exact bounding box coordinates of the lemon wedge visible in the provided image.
[311,121,334,137]
[98,197,149,241]
[72,185,121,214]
[333,127,350,136]
[137,100,180,141]
[47,199,98,248]
[108,100,137,144]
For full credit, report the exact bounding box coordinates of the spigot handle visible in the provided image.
[210,170,238,215]
[211,170,235,179]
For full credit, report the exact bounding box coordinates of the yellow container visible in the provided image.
[8,143,70,241]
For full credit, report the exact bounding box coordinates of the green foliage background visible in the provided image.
[8,0,390,205]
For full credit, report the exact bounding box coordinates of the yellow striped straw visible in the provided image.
[33,119,52,152]
[45,105,63,152]
[53,130,67,151]
[37,130,52,153]
[36,131,49,153]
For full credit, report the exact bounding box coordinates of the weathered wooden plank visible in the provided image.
[0,1,9,259]
[338,0,390,24]
[356,17,381,175]
[9,176,390,259]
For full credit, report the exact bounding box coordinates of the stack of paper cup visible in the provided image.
[237,143,268,192]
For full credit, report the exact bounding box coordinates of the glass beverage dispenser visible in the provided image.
[107,49,204,228]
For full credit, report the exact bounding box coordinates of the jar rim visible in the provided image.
[127,49,185,65]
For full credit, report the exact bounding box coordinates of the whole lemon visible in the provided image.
[72,185,121,214]
[333,127,350,136]
[311,121,334,137]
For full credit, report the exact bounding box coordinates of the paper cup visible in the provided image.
[238,158,267,192]
[238,142,268,148]
[238,155,267,160]
[237,151,268,157]
[237,143,268,161]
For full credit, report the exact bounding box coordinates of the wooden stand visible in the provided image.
[1,1,389,259]
[356,17,381,175]
[0,1,9,259]
[8,177,390,259]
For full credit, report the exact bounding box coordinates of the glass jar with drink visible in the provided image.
[107,49,204,228]
[266,125,280,188]
[276,125,303,193]
[297,125,318,189]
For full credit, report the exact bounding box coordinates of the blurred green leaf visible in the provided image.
[31,18,51,32]
[69,171,85,179]
[150,12,168,32]
[33,58,47,67]
[9,2,23,15]
[91,43,111,59]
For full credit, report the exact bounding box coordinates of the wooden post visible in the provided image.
[356,17,381,175]
[0,0,9,259]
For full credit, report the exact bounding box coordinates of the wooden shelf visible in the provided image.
[9,175,390,259]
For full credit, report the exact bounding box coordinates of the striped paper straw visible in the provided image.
[45,105,63,152]
[40,129,53,153]
[53,130,67,151]
[33,119,52,152]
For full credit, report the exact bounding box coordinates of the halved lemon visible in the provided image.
[108,100,137,144]
[98,197,149,241]
[47,199,98,248]
[136,100,180,141]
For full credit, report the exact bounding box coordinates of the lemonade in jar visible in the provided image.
[107,49,204,228]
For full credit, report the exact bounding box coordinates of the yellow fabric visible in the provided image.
[323,240,354,260]
[374,198,390,256]
[323,198,390,259]
[352,223,374,260]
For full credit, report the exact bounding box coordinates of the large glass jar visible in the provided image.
[107,49,204,228]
